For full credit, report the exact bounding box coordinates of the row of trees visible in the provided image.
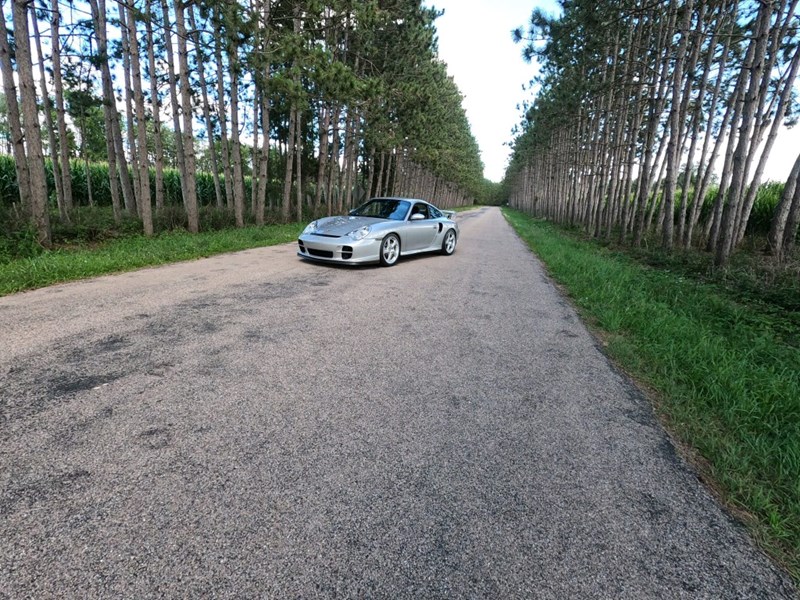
[505,0,800,265]
[1,0,487,247]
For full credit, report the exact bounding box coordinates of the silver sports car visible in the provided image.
[297,197,459,266]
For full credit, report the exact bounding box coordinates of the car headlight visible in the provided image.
[346,225,370,240]
[303,220,318,234]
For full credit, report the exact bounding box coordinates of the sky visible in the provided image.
[425,0,557,182]
[427,0,800,184]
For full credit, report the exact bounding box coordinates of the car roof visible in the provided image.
[370,197,430,204]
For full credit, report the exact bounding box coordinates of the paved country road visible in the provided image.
[0,207,795,599]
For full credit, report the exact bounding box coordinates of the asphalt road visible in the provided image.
[0,207,795,599]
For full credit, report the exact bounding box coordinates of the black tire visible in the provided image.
[379,234,400,266]
[441,229,457,255]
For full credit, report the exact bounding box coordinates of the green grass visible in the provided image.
[0,223,302,296]
[502,208,800,581]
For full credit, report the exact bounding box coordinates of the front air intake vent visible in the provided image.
[308,248,334,258]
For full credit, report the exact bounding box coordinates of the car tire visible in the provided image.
[441,229,457,255]
[379,234,400,266]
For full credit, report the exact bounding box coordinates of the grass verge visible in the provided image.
[0,223,302,296]
[502,208,800,581]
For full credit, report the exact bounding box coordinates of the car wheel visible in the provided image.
[441,229,457,255]
[379,234,400,266]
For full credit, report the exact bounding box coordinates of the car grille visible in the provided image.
[307,248,334,258]
[342,246,353,260]
[311,233,341,238]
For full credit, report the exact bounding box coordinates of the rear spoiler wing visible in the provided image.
[443,210,456,220]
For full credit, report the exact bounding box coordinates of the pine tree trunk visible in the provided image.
[327,104,341,214]
[735,34,800,244]
[376,151,386,199]
[256,75,270,225]
[10,0,50,245]
[365,147,376,198]
[685,4,735,248]
[706,45,752,252]
[87,0,121,221]
[117,1,139,214]
[84,155,94,207]
[127,0,153,235]
[214,24,233,210]
[645,131,669,234]
[620,89,644,241]
[767,150,800,258]
[339,111,352,206]
[601,43,626,238]
[384,151,394,196]
[678,3,722,246]
[341,112,355,209]
[662,0,695,251]
[728,0,791,244]
[633,7,675,247]
[0,2,32,214]
[342,111,360,209]
[174,0,199,232]
[282,105,296,221]
[251,94,259,216]
[255,0,271,224]
[733,0,796,243]
[668,1,706,241]
[392,151,404,197]
[780,177,800,258]
[50,0,73,217]
[160,0,186,194]
[89,0,134,215]
[314,101,330,211]
[228,40,246,227]
[109,98,135,215]
[145,0,165,210]
[189,6,223,210]
[715,1,774,265]
[295,107,303,222]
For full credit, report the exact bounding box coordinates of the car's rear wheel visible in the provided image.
[380,234,400,266]
[441,229,457,255]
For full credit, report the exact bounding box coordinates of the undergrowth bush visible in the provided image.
[0,204,42,262]
[153,205,189,231]
[51,206,143,245]
[748,182,784,235]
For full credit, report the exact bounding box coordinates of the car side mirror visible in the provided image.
[410,213,425,221]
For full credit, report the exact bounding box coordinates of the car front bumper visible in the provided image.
[297,234,383,265]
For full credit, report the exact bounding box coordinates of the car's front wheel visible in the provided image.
[379,234,400,266]
[441,229,457,255]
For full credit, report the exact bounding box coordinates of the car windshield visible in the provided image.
[351,199,411,221]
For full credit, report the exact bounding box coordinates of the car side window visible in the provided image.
[430,206,442,219]
[387,201,410,220]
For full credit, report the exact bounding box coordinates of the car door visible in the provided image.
[402,203,439,251]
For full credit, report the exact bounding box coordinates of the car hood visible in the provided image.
[311,216,384,237]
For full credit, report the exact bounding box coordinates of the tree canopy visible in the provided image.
[506,0,800,264]
[0,0,487,244]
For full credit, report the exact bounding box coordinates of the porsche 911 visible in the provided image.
[297,197,458,266]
